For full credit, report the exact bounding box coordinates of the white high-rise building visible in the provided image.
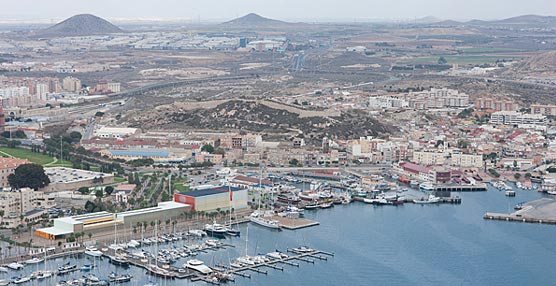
[36,83,48,101]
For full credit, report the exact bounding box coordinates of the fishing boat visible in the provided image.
[319,202,334,209]
[56,263,77,275]
[249,211,281,229]
[0,280,9,286]
[547,190,556,195]
[304,202,319,209]
[183,259,213,275]
[108,272,133,283]
[24,257,44,264]
[0,266,8,273]
[413,194,441,204]
[277,194,300,204]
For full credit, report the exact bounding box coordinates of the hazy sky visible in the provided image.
[2,0,556,22]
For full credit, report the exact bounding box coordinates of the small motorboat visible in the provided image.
[7,262,24,270]
[13,275,32,284]
[80,264,93,272]
[108,272,133,283]
[24,257,44,264]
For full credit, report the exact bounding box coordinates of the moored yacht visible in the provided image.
[84,246,103,257]
[203,222,228,237]
[183,259,213,275]
[249,211,281,229]
[419,182,435,192]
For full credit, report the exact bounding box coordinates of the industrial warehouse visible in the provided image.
[173,186,248,212]
[35,201,189,240]
[35,185,248,239]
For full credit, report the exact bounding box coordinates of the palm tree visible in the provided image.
[88,233,93,241]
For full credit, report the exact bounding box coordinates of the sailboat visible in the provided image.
[226,185,240,236]
[234,225,255,266]
[34,247,53,280]
[250,168,281,230]
[146,220,175,279]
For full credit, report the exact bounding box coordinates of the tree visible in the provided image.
[289,158,300,166]
[77,187,90,195]
[438,56,447,64]
[104,186,114,196]
[69,131,82,143]
[8,164,50,190]
[201,144,214,154]
[525,173,532,179]
[94,189,104,200]
[514,173,521,180]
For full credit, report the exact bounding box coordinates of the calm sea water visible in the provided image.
[4,186,556,286]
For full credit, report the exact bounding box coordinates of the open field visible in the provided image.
[0,147,56,165]
[404,55,524,64]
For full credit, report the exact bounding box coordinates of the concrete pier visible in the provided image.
[484,198,556,224]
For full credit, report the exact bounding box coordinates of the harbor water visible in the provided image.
[2,186,556,286]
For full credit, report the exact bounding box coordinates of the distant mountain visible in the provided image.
[34,14,123,37]
[427,14,556,27]
[493,15,556,25]
[223,13,295,28]
[413,16,442,24]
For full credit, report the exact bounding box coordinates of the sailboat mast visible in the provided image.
[245,225,249,256]
[228,184,232,226]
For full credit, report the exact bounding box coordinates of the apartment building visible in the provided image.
[0,188,55,228]
[0,157,30,189]
[490,111,547,126]
[451,152,484,168]
[412,150,446,165]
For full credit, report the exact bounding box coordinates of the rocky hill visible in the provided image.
[507,51,556,76]
[34,14,123,37]
[124,100,395,141]
[224,13,288,26]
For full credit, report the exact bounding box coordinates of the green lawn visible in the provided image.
[113,176,127,184]
[0,147,56,165]
[173,183,189,192]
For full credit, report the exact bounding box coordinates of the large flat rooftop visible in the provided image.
[45,167,113,184]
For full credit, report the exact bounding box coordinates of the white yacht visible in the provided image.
[249,211,281,229]
[24,257,44,264]
[34,270,53,279]
[236,256,256,266]
[85,246,103,257]
[203,222,228,236]
[183,259,212,275]
[419,182,435,192]
[7,262,24,270]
